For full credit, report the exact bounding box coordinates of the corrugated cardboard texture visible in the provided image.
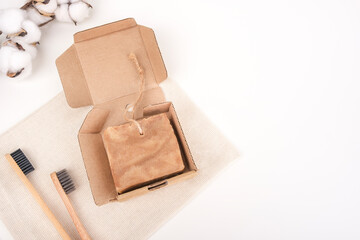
[56,18,167,108]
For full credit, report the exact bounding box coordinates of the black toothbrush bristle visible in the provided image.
[56,169,75,194]
[10,149,34,175]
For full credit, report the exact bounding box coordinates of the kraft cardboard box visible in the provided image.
[56,18,197,206]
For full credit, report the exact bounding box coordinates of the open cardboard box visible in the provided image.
[56,18,197,205]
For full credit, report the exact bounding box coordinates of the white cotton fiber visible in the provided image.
[16,63,32,79]
[55,4,73,23]
[70,0,81,3]
[13,20,41,44]
[23,44,38,60]
[14,41,38,59]
[35,0,58,14]
[0,8,26,34]
[69,1,91,24]
[8,49,32,77]
[57,0,70,4]
[27,7,53,26]
[0,46,17,74]
[0,45,33,79]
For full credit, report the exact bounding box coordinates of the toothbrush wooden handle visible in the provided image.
[51,172,92,240]
[5,154,71,240]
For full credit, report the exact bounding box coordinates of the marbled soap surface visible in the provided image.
[103,113,185,193]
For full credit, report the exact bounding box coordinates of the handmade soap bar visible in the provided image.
[103,113,185,193]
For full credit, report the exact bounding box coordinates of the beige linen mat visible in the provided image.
[0,80,239,240]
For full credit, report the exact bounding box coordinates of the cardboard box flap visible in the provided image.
[56,45,92,108]
[78,132,117,205]
[56,18,167,108]
[74,18,137,43]
[138,25,167,84]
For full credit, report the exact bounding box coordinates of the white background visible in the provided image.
[1,0,360,239]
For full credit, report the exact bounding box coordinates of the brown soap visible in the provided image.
[103,113,185,193]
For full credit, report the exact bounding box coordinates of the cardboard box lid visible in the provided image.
[56,18,167,108]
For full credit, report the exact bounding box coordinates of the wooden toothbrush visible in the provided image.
[5,149,71,240]
[51,169,92,240]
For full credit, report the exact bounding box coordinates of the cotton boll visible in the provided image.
[70,0,81,3]
[27,7,53,26]
[0,46,17,74]
[35,0,58,14]
[5,63,32,80]
[69,1,91,24]
[57,0,70,4]
[55,4,73,23]
[0,9,26,34]
[13,20,41,44]
[0,44,33,79]
[8,50,32,78]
